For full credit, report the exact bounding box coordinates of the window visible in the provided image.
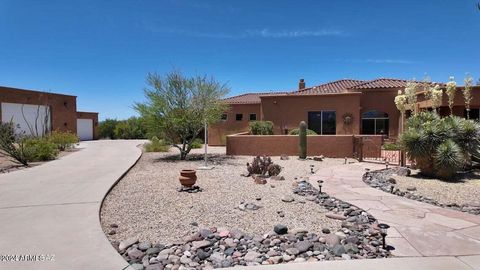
[249,113,257,121]
[465,109,480,121]
[221,114,228,121]
[361,110,389,135]
[307,111,336,135]
[235,114,243,121]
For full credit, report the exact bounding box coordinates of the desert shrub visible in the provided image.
[288,128,317,135]
[400,111,480,179]
[144,136,169,152]
[114,117,148,139]
[24,138,58,162]
[382,143,400,151]
[48,130,79,151]
[98,118,118,139]
[0,121,30,166]
[267,163,282,176]
[246,156,282,176]
[191,138,203,149]
[249,121,274,135]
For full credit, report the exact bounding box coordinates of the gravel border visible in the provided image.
[113,180,391,269]
[101,147,392,269]
[363,167,480,215]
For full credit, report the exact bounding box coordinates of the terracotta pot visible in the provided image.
[179,169,197,187]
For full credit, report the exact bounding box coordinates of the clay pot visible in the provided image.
[179,169,197,187]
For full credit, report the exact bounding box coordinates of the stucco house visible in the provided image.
[209,78,480,146]
[0,85,98,140]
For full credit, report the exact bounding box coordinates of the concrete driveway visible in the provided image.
[0,140,144,270]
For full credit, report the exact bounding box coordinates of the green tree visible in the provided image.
[134,70,229,159]
[98,119,119,139]
[113,117,147,139]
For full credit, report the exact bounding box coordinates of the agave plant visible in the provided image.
[400,111,480,179]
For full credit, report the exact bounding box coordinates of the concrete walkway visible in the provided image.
[309,162,480,269]
[0,140,143,270]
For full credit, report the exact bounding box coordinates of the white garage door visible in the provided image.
[77,119,93,141]
[1,102,51,136]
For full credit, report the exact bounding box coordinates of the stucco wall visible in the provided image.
[0,86,78,134]
[208,103,261,145]
[359,88,401,138]
[226,134,383,157]
[260,93,361,135]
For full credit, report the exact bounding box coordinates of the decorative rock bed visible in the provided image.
[363,167,480,215]
[115,180,391,270]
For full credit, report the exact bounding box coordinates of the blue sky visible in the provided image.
[1,0,479,120]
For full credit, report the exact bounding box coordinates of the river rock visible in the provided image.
[244,251,262,261]
[325,235,340,246]
[326,213,347,220]
[119,236,138,251]
[192,240,211,249]
[281,195,294,202]
[294,241,313,253]
[274,224,288,235]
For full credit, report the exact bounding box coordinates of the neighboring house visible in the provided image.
[0,86,98,140]
[209,78,480,146]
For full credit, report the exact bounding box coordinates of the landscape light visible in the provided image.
[317,180,324,193]
[378,223,390,249]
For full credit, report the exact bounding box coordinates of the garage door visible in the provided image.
[1,102,51,136]
[77,119,93,141]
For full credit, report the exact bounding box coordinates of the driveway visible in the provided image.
[0,140,144,270]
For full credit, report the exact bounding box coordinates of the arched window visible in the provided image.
[362,110,389,135]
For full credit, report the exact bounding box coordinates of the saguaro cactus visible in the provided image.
[299,121,307,159]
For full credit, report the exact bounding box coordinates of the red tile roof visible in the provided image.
[223,92,287,104]
[224,78,444,103]
[291,79,366,95]
[348,78,408,89]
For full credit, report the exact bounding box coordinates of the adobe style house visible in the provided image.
[0,85,99,140]
[209,78,480,146]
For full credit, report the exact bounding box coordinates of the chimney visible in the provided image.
[299,79,305,89]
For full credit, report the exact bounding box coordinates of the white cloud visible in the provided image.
[364,59,415,64]
[245,29,346,38]
[337,58,416,65]
[146,26,346,39]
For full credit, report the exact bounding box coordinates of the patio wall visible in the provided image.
[226,133,383,157]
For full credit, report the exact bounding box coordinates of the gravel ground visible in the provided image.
[101,146,346,244]
[393,170,480,206]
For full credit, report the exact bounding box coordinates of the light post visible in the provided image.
[317,180,324,193]
[198,120,213,170]
[378,223,390,249]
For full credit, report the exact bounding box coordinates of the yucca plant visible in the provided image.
[400,111,480,179]
[434,140,464,179]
